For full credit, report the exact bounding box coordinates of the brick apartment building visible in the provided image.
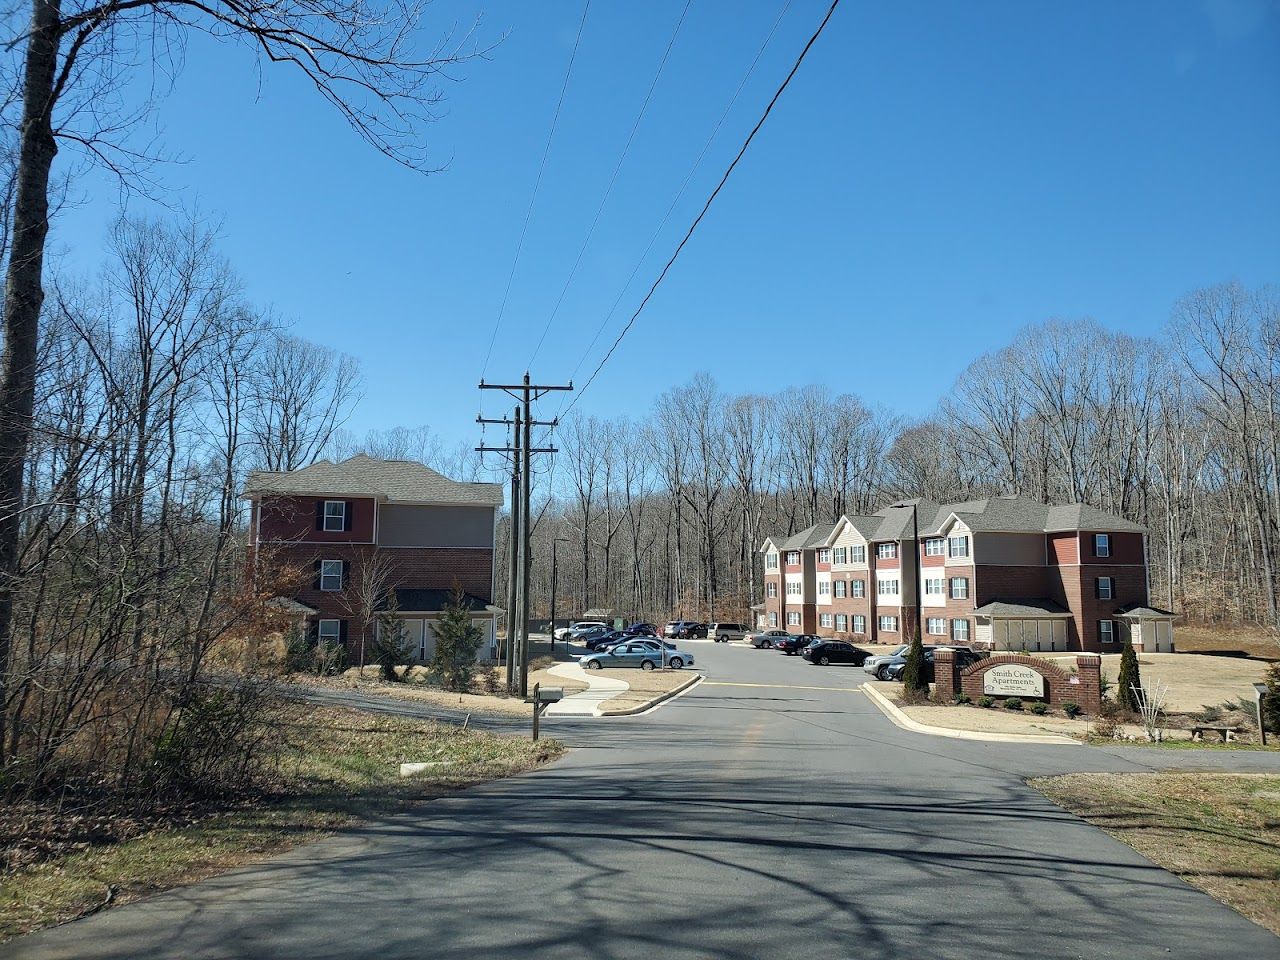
[759,495,1174,654]
[244,455,504,662]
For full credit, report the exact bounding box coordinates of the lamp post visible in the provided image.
[551,537,570,654]
[892,501,923,645]
[1253,681,1270,746]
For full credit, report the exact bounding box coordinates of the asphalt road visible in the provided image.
[10,643,1280,959]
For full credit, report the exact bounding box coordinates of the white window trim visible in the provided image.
[852,615,867,634]
[766,552,779,569]
[951,618,970,642]
[925,538,945,556]
[927,617,946,636]
[852,580,866,598]
[766,583,778,599]
[836,614,848,631]
[850,545,867,564]
[786,611,801,626]
[924,577,945,596]
[819,613,833,628]
[1095,534,1111,558]
[817,548,832,564]
[818,580,831,596]
[769,612,778,627]
[322,500,347,532]
[833,547,847,564]
[948,535,969,559]
[1097,577,1113,600]
[317,618,341,643]
[949,577,969,600]
[320,559,344,592]
[786,551,801,565]
[877,578,900,596]
[878,615,899,633]
[1099,619,1114,643]
[877,542,897,559]
[834,580,846,599]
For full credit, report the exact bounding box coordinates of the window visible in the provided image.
[877,542,898,559]
[317,619,342,644]
[834,580,847,599]
[925,538,945,556]
[948,535,969,559]
[878,615,899,633]
[850,545,866,563]
[818,580,831,596]
[769,611,778,627]
[820,613,833,628]
[951,618,970,642]
[1096,576,1113,600]
[949,577,969,600]
[321,500,348,532]
[786,611,801,626]
[851,579,866,598]
[785,551,801,565]
[766,582,778,599]
[927,617,946,636]
[319,559,344,592]
[817,548,832,564]
[786,581,802,597]
[833,547,847,564]
[1094,534,1110,558]
[765,552,778,570]
[836,614,848,632]
[924,577,945,597]
[877,578,900,596]
[1098,619,1114,644]
[852,615,867,634]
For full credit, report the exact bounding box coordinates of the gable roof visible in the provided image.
[872,494,1145,537]
[243,454,503,507]
[759,522,838,554]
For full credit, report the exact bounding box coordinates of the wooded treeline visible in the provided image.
[5,214,360,792]
[507,283,1279,635]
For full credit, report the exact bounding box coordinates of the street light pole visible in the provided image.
[551,537,569,654]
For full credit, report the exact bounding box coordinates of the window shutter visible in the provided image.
[344,501,353,532]
[1094,578,1101,599]
[313,559,322,590]
[315,500,324,530]
[341,560,350,589]
[307,618,318,642]
[339,619,348,644]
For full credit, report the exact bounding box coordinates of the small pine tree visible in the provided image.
[371,594,410,681]
[283,623,313,674]
[1262,661,1280,734]
[432,585,484,692]
[1115,636,1142,712]
[900,628,928,694]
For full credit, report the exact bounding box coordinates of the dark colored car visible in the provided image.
[884,647,984,681]
[775,634,821,655]
[624,622,659,637]
[802,640,871,666]
[584,630,629,651]
[664,620,707,639]
[749,629,792,649]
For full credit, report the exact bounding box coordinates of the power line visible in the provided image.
[526,0,694,367]
[562,0,795,389]
[561,0,842,420]
[479,0,592,383]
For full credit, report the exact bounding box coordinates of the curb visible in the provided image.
[597,672,705,717]
[862,683,1080,745]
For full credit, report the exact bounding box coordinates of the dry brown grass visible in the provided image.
[1,705,561,941]
[595,669,700,715]
[1040,652,1269,714]
[1031,773,1280,934]
[1176,624,1279,659]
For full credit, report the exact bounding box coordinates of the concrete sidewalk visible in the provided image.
[543,662,628,717]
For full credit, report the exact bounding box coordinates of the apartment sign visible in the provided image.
[983,663,1046,698]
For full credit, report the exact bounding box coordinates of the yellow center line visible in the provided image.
[703,681,867,693]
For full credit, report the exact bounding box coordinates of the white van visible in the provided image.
[708,622,746,643]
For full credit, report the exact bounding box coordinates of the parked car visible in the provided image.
[749,629,791,649]
[802,640,870,666]
[555,620,606,641]
[571,624,612,646]
[775,634,821,655]
[583,630,629,651]
[862,644,910,675]
[623,622,659,637]
[707,622,747,643]
[599,636,676,652]
[580,640,694,671]
[664,620,707,639]
[883,647,984,681]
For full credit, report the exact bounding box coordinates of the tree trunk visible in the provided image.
[0,0,62,765]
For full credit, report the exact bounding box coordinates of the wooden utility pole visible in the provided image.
[478,373,572,699]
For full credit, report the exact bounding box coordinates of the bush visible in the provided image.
[370,610,411,682]
[953,693,972,705]
[1029,701,1048,715]
[1115,637,1142,712]
[315,641,347,676]
[977,695,994,708]
[1062,700,1081,719]
[1004,697,1023,711]
[432,585,485,692]
[283,624,314,674]
[1263,662,1280,734]
[900,631,928,693]
[1092,716,1118,739]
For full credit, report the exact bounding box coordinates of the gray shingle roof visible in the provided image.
[1114,603,1176,618]
[972,598,1072,617]
[760,522,838,553]
[244,454,503,506]
[874,494,1145,537]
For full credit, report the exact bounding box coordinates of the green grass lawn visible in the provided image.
[1,706,561,941]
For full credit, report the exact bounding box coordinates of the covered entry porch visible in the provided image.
[377,588,499,664]
[973,599,1073,652]
[1115,604,1176,652]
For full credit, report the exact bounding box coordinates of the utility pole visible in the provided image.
[478,373,572,699]
[551,537,569,654]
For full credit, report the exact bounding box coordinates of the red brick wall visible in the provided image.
[1080,531,1144,565]
[258,495,376,543]
[957,653,1101,712]
[1048,532,1078,564]
[974,565,1051,606]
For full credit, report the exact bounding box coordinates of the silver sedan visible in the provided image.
[580,639,694,671]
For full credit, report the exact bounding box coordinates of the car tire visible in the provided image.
[876,666,889,680]
[641,660,656,671]
[587,660,602,670]
[762,639,772,649]
[669,657,684,669]
[819,656,830,666]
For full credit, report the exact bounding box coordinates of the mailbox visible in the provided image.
[528,682,562,740]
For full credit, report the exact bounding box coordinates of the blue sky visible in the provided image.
[52,0,1280,455]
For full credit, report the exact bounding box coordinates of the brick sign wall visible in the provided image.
[933,651,1101,713]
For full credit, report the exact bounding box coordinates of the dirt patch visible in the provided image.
[1037,652,1268,714]
[1175,624,1279,660]
[1031,772,1280,935]
[594,669,700,715]
[875,681,1098,739]
[0,706,561,941]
